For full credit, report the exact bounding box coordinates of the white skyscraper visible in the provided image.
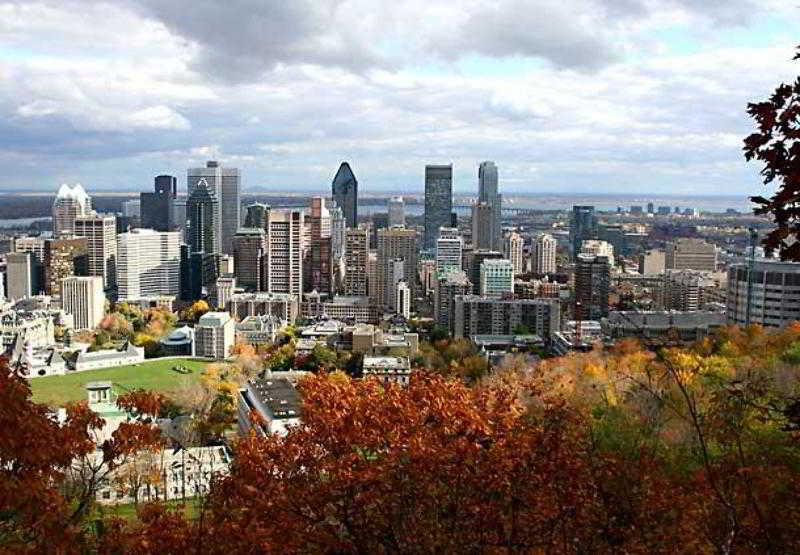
[480,258,514,298]
[62,276,105,330]
[388,196,405,227]
[52,184,92,238]
[188,161,240,255]
[532,233,557,275]
[117,229,180,300]
[74,214,117,289]
[263,209,305,298]
[396,280,411,319]
[503,231,524,275]
[436,227,462,274]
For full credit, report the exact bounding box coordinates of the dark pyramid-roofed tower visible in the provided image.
[187,177,220,254]
[332,162,358,228]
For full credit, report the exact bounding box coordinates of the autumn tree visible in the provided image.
[745,45,800,259]
[0,361,165,552]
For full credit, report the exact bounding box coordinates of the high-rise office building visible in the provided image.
[179,244,218,302]
[532,233,557,275]
[388,196,405,227]
[639,249,666,275]
[305,197,333,294]
[263,209,305,297]
[464,249,504,294]
[503,231,524,275]
[434,269,471,334]
[471,202,494,250]
[647,202,654,214]
[376,227,418,308]
[330,202,346,260]
[116,229,180,300]
[140,174,177,232]
[663,269,715,311]
[478,161,502,250]
[244,203,269,229]
[386,257,405,311]
[232,228,266,291]
[74,214,117,289]
[6,252,40,301]
[122,199,141,220]
[52,184,92,237]
[480,258,514,298]
[575,254,610,320]
[727,259,800,328]
[14,236,45,289]
[188,161,240,254]
[187,178,220,255]
[43,237,88,302]
[331,162,358,228]
[570,206,598,260]
[344,228,369,296]
[436,227,462,274]
[424,164,453,250]
[665,238,717,272]
[61,276,105,330]
[396,280,411,319]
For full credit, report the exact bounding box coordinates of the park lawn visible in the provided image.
[92,498,202,522]
[30,358,212,407]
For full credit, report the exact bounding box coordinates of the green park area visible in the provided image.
[30,358,212,407]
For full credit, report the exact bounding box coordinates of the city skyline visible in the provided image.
[0,2,796,195]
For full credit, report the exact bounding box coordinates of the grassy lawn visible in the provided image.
[31,358,212,407]
[91,498,203,522]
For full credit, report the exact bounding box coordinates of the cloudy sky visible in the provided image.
[0,1,797,195]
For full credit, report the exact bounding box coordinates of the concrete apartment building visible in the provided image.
[195,311,235,359]
[61,276,105,330]
[666,238,717,272]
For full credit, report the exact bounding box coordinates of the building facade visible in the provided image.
[575,253,610,321]
[570,205,597,260]
[436,227,462,274]
[453,296,561,339]
[503,231,524,275]
[344,228,369,296]
[478,161,502,250]
[331,162,358,228]
[117,229,180,300]
[74,214,117,289]
[263,209,305,297]
[532,233,557,275]
[62,276,105,330]
[376,227,418,309]
[140,175,177,232]
[232,228,266,291]
[424,164,453,250]
[195,312,235,359]
[388,196,405,227]
[186,178,220,255]
[434,269,472,333]
[480,258,514,298]
[666,238,717,272]
[52,184,92,238]
[188,161,240,255]
[727,259,800,328]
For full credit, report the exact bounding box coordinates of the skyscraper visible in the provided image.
[464,250,504,295]
[187,178,220,255]
[52,184,92,238]
[332,162,358,228]
[424,164,453,250]
[436,227,462,274]
[570,206,598,261]
[478,161,502,250]
[74,214,117,289]
[232,228,266,291]
[575,254,610,320]
[6,252,39,301]
[344,228,369,296]
[480,258,514,298]
[503,231,524,275]
[188,161,240,254]
[305,197,333,294]
[471,203,494,250]
[140,175,176,232]
[532,233,557,275]
[116,229,180,300]
[665,238,717,272]
[388,196,405,227]
[244,203,269,229]
[377,227,418,308]
[396,280,411,319]
[434,269,471,333]
[329,202,346,260]
[61,276,105,330]
[263,209,305,297]
[44,237,88,302]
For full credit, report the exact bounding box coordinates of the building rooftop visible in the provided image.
[604,311,726,329]
[249,378,301,419]
[197,312,232,327]
[363,356,411,371]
